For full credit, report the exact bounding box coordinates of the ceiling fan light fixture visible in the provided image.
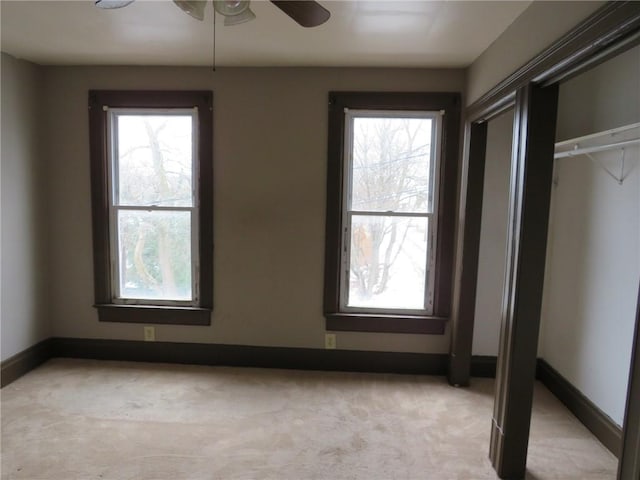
[223,7,256,26]
[173,0,207,21]
[213,0,255,25]
[95,0,135,9]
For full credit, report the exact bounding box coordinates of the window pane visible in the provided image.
[347,215,429,310]
[116,115,193,207]
[117,210,192,301]
[351,117,434,213]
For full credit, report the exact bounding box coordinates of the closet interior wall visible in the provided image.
[539,45,640,427]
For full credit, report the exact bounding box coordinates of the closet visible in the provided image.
[539,45,640,436]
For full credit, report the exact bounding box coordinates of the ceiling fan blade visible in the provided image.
[270,1,330,28]
[95,0,135,8]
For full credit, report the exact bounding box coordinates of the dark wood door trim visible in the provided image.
[449,2,640,388]
[449,0,640,403]
[618,284,640,480]
[447,121,488,386]
[488,83,559,479]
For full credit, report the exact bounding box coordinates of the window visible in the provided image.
[89,91,213,325]
[324,93,460,334]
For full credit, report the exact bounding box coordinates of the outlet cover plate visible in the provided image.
[144,326,156,342]
[325,333,336,349]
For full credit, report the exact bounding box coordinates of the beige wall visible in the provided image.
[540,46,640,425]
[43,66,465,354]
[555,46,640,141]
[1,53,50,361]
[472,109,513,355]
[466,1,604,105]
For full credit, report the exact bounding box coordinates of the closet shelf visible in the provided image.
[553,122,640,184]
[554,138,640,159]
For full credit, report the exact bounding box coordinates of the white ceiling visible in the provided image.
[0,0,532,68]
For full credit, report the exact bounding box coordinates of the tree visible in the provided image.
[348,117,432,304]
[117,115,193,300]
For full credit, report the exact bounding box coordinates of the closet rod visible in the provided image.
[554,138,640,159]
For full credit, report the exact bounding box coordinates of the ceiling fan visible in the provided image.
[95,0,331,28]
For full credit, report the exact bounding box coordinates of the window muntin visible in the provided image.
[340,110,442,315]
[107,108,199,306]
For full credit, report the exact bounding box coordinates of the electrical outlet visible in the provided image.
[144,326,155,342]
[325,333,336,349]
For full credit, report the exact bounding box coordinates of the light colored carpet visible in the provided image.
[1,358,617,479]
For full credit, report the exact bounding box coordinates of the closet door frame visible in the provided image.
[449,2,640,478]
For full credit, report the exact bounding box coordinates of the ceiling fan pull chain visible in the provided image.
[212,5,216,72]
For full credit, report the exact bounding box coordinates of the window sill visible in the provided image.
[325,313,447,334]
[95,304,211,326]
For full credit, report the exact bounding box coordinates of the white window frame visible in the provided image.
[339,109,443,316]
[106,107,200,307]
